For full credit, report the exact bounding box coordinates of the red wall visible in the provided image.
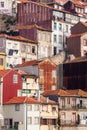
[3,70,22,103]
[39,60,57,91]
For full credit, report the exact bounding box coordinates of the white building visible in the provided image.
[0,34,37,68]
[3,96,40,130]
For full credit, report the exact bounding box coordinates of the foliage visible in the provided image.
[2,14,17,30]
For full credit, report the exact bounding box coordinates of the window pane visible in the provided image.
[34,117,39,124]
[13,75,18,83]
[27,117,32,124]
[54,35,57,42]
[15,104,20,111]
[54,22,57,30]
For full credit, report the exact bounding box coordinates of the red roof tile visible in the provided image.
[66,89,87,97]
[5,96,39,104]
[15,60,40,68]
[16,24,52,32]
[81,22,87,27]
[43,89,87,97]
[0,34,36,44]
[43,89,72,96]
[40,95,57,104]
[16,0,28,3]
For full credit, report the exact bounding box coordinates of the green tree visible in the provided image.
[2,14,17,30]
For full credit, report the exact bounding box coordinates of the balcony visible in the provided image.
[59,105,77,110]
[59,104,87,110]
[60,120,77,126]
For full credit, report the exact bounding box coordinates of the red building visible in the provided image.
[0,69,22,103]
[38,58,57,91]
[14,58,57,92]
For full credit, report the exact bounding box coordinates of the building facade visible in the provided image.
[0,34,37,68]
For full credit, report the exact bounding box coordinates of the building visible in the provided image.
[0,0,28,16]
[17,1,87,56]
[14,58,59,92]
[17,24,52,59]
[0,52,6,70]
[43,89,87,130]
[17,69,39,97]
[3,96,58,130]
[3,96,40,130]
[38,58,57,92]
[63,56,87,90]
[67,22,87,57]
[0,69,22,104]
[0,34,37,68]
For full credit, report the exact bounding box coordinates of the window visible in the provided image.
[43,33,46,41]
[72,98,76,108]
[59,23,62,31]
[67,98,70,104]
[13,74,18,83]
[21,44,26,52]
[54,46,57,55]
[59,35,62,44]
[52,106,56,114]
[52,70,56,78]
[47,34,51,42]
[27,104,32,111]
[41,119,47,125]
[32,46,35,53]
[83,39,87,46]
[54,34,57,42]
[39,69,44,77]
[34,104,39,111]
[1,2,4,7]
[27,117,32,124]
[34,117,39,124]
[15,104,20,111]
[66,25,68,32]
[42,105,48,111]
[27,46,31,53]
[61,98,65,108]
[0,58,3,65]
[54,22,57,30]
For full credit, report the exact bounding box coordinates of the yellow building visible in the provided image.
[0,52,6,70]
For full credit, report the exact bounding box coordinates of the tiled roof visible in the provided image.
[16,0,28,3]
[0,69,11,77]
[43,89,87,97]
[14,60,40,68]
[55,0,67,4]
[73,1,85,8]
[5,96,39,104]
[40,95,57,104]
[43,89,72,96]
[66,89,87,97]
[16,24,52,32]
[0,34,36,43]
[81,22,87,27]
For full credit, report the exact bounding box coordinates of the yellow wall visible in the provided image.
[0,52,6,70]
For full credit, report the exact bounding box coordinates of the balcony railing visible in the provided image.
[59,104,87,110]
[60,120,77,126]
